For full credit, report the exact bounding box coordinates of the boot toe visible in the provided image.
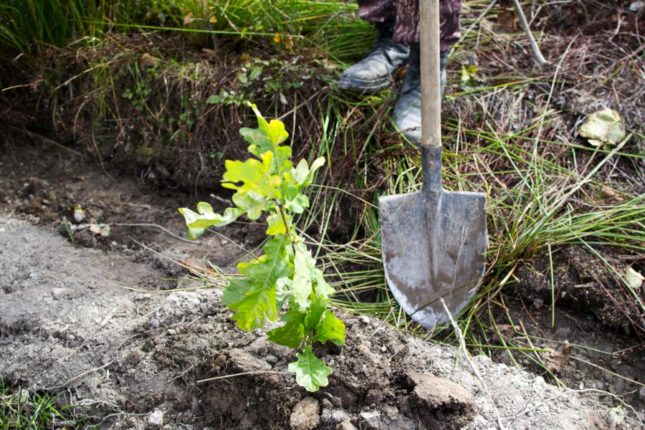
[394,113,421,143]
[393,95,422,143]
[338,65,392,93]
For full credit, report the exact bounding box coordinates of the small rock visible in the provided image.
[629,1,644,12]
[51,287,71,300]
[265,354,279,365]
[359,410,381,427]
[533,298,544,309]
[358,315,371,325]
[337,420,358,430]
[639,386,645,402]
[149,318,160,329]
[321,408,350,425]
[405,372,476,428]
[290,397,320,430]
[148,409,164,428]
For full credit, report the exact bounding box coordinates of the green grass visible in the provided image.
[0,0,371,62]
[0,380,83,429]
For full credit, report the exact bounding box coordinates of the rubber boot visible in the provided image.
[393,45,448,143]
[338,23,410,93]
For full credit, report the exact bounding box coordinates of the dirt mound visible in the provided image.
[0,217,631,429]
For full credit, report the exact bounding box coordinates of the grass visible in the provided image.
[0,380,83,429]
[0,0,371,63]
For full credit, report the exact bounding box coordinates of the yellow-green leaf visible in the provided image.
[579,108,626,147]
[266,213,287,235]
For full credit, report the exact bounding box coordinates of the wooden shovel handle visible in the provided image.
[420,0,442,150]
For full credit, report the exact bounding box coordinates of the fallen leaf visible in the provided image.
[624,267,643,289]
[579,108,626,147]
[89,223,111,237]
[602,185,622,200]
[183,12,193,26]
[140,53,160,67]
[497,7,518,32]
[541,346,571,373]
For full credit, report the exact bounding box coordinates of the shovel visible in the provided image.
[379,0,487,329]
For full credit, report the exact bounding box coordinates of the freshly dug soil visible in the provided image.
[0,217,628,429]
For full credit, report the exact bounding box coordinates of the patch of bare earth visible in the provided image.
[0,214,627,429]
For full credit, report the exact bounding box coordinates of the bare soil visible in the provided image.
[0,140,643,429]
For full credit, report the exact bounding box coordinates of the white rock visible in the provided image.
[290,397,320,430]
[148,409,164,428]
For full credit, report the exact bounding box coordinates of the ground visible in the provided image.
[0,141,642,429]
[0,1,644,428]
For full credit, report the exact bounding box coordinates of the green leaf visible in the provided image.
[285,194,309,214]
[179,203,243,239]
[266,213,287,235]
[231,192,270,220]
[249,103,289,145]
[310,157,325,173]
[223,152,281,196]
[292,246,315,309]
[314,269,336,298]
[292,159,310,184]
[222,277,278,330]
[312,311,345,346]
[242,104,292,171]
[288,347,332,392]
[240,127,272,155]
[267,311,305,348]
[304,298,327,331]
[221,151,282,220]
[222,236,292,330]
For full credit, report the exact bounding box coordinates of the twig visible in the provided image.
[7,126,83,156]
[197,370,286,384]
[440,298,506,430]
[511,0,548,65]
[109,222,197,244]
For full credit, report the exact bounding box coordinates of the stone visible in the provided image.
[51,287,71,300]
[405,372,476,429]
[337,420,358,430]
[148,409,164,428]
[264,354,279,365]
[290,397,320,430]
[322,408,350,425]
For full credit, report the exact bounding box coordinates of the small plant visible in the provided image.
[179,104,345,392]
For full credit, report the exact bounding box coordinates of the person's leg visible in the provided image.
[392,0,461,143]
[338,0,410,93]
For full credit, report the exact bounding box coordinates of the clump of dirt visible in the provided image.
[516,246,644,336]
[0,217,631,429]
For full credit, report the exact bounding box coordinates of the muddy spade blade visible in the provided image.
[379,168,487,328]
[379,0,487,329]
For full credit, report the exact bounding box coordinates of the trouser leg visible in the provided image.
[358,0,462,49]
